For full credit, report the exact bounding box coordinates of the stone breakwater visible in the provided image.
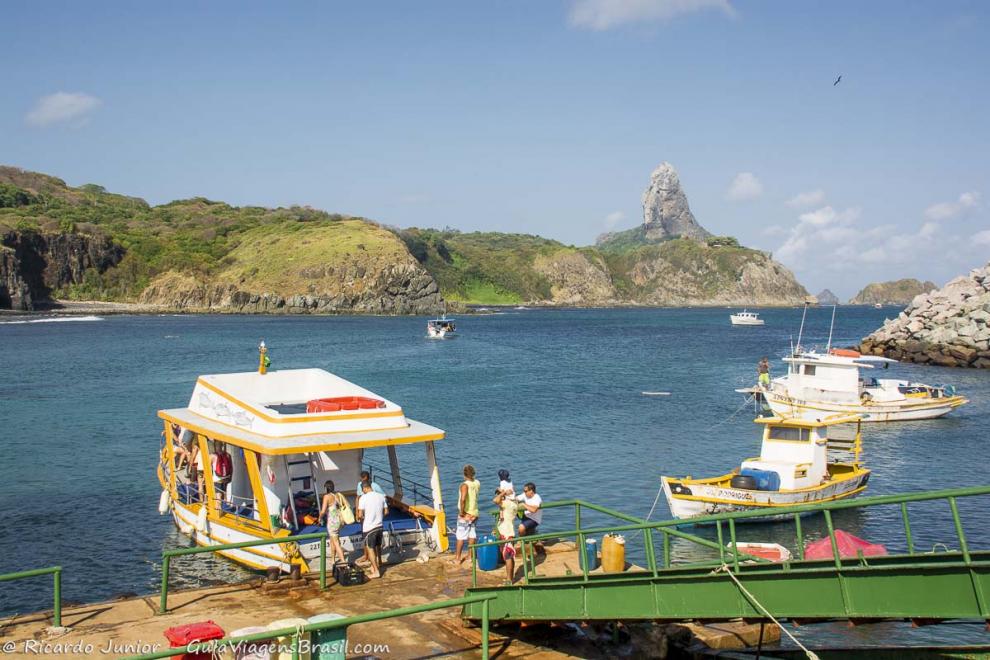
[860,263,990,368]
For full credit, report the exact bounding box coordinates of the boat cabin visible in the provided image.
[740,415,862,490]
[157,353,448,573]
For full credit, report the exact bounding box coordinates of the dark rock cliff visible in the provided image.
[0,230,124,310]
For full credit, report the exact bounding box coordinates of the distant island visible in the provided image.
[816,289,839,306]
[849,279,938,305]
[1,163,808,313]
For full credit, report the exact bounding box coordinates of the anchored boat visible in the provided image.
[746,349,968,422]
[427,314,457,339]
[730,310,765,326]
[661,415,870,521]
[156,343,449,574]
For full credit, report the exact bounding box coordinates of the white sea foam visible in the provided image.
[0,315,104,325]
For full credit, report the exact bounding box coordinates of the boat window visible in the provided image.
[803,365,817,376]
[767,426,811,442]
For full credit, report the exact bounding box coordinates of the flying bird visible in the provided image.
[833,75,842,86]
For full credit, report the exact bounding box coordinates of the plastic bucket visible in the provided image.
[266,618,311,660]
[580,538,599,572]
[601,534,626,573]
[307,614,346,660]
[476,535,501,571]
[225,626,272,660]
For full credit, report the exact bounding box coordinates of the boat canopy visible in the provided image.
[754,414,862,428]
[157,368,445,455]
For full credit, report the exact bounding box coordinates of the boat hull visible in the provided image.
[763,390,967,422]
[661,470,870,522]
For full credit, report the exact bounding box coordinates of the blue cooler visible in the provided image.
[740,468,781,491]
[476,535,501,571]
[581,538,599,571]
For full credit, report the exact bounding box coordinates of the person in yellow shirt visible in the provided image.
[454,464,480,564]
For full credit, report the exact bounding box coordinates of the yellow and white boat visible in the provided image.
[661,415,870,521]
[156,342,448,574]
[750,350,968,422]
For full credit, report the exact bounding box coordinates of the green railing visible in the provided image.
[159,532,328,614]
[124,593,497,660]
[472,485,990,590]
[0,566,62,627]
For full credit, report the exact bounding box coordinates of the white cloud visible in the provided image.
[924,191,981,221]
[972,230,990,246]
[604,210,625,229]
[726,172,763,201]
[568,0,735,30]
[786,189,826,208]
[776,205,861,263]
[26,92,102,127]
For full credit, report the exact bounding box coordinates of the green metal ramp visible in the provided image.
[462,487,990,626]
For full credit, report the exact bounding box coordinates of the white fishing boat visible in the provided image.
[730,310,765,326]
[753,349,968,422]
[426,315,457,339]
[662,415,870,521]
[873,303,883,309]
[156,342,449,574]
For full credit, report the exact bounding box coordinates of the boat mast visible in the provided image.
[826,304,837,352]
[795,301,809,354]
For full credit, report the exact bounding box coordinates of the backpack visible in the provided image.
[214,451,232,479]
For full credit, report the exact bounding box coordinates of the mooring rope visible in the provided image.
[711,563,819,660]
[645,393,757,521]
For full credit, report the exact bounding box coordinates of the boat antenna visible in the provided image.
[795,301,809,354]
[826,304,837,352]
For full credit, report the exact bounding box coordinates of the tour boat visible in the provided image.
[874,303,883,309]
[156,343,449,574]
[661,414,870,521]
[751,349,968,422]
[730,310,765,326]
[426,315,457,339]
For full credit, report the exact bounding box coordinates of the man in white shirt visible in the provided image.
[516,482,543,538]
[357,481,388,578]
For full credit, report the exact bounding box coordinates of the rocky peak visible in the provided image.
[642,162,711,242]
[816,289,839,305]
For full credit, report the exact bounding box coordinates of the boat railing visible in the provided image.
[158,531,330,614]
[363,461,435,508]
[469,485,990,587]
[124,593,498,660]
[0,566,62,627]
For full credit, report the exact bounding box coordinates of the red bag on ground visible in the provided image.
[164,620,225,659]
[804,529,887,560]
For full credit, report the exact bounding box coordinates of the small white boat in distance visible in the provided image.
[730,310,765,326]
[427,315,457,339]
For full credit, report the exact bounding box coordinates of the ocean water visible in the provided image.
[1,306,988,647]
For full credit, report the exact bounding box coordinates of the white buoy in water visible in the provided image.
[158,489,170,515]
[641,391,671,396]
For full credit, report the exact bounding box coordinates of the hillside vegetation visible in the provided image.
[1,165,809,310]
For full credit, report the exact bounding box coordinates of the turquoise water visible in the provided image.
[1,307,988,646]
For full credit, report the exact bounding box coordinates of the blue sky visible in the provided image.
[2,1,987,298]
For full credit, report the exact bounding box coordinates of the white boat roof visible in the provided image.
[783,351,897,369]
[158,368,445,454]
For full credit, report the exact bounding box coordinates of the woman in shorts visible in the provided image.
[319,480,347,565]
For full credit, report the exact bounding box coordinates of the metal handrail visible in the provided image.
[124,593,498,660]
[0,566,61,627]
[471,485,990,588]
[159,532,328,614]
